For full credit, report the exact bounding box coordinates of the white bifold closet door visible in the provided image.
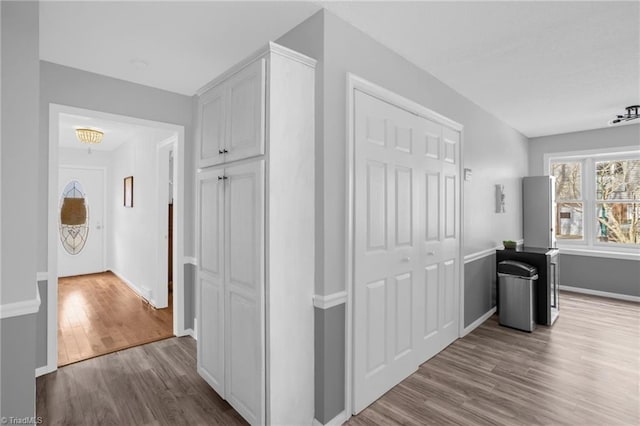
[353,90,460,414]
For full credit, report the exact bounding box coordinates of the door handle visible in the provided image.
[217,176,228,180]
[218,149,229,154]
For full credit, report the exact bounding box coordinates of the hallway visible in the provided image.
[58,271,173,366]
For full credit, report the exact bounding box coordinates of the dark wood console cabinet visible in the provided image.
[497,247,559,325]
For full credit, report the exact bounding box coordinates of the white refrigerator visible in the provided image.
[523,175,557,249]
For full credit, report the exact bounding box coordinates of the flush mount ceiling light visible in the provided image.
[608,105,640,125]
[75,128,104,144]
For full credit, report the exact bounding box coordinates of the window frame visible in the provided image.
[544,146,640,260]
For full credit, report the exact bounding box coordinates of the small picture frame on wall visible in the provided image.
[124,176,134,207]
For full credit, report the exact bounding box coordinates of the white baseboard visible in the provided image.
[313,410,348,426]
[462,307,497,337]
[109,269,154,304]
[35,364,56,378]
[559,285,640,303]
[182,328,196,340]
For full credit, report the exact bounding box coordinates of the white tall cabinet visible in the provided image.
[196,43,316,425]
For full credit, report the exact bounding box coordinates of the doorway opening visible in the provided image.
[45,104,186,372]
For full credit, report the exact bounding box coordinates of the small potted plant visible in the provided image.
[503,240,517,250]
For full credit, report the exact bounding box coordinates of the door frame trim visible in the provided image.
[156,136,178,310]
[345,73,465,417]
[46,103,187,375]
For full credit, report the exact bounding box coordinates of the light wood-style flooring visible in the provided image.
[347,291,640,425]
[39,292,639,425]
[58,271,173,366]
[37,337,246,425]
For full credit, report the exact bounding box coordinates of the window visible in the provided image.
[59,180,90,255]
[551,161,583,240]
[548,150,640,252]
[595,159,640,244]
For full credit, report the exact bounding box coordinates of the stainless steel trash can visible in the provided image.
[498,260,538,332]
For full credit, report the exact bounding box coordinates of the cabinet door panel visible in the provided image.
[196,169,225,395]
[199,174,223,277]
[199,277,224,394]
[198,85,226,168]
[224,159,265,425]
[227,290,260,423]
[225,59,265,163]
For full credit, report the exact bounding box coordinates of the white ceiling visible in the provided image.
[59,112,174,151]
[40,1,639,138]
[40,1,321,96]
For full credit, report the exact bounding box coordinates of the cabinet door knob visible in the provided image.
[223,149,228,154]
[218,176,228,180]
[218,149,224,154]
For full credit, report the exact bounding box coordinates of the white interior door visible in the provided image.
[415,117,461,362]
[353,90,460,413]
[58,166,105,277]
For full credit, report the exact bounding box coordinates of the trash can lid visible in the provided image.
[498,260,537,277]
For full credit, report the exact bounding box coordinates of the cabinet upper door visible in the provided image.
[198,85,226,168]
[225,59,266,164]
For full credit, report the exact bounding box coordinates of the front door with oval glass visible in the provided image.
[58,167,105,277]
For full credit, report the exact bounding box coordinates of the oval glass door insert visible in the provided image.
[59,180,90,255]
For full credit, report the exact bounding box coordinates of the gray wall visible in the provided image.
[1,314,37,419]
[464,255,497,328]
[529,124,639,296]
[38,61,195,274]
[36,281,48,368]
[184,263,195,330]
[314,304,345,424]
[1,1,40,419]
[1,1,39,305]
[278,9,528,422]
[560,254,640,297]
[528,123,639,175]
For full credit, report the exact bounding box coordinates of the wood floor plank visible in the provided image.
[347,292,640,426]
[58,271,173,366]
[37,337,248,426]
